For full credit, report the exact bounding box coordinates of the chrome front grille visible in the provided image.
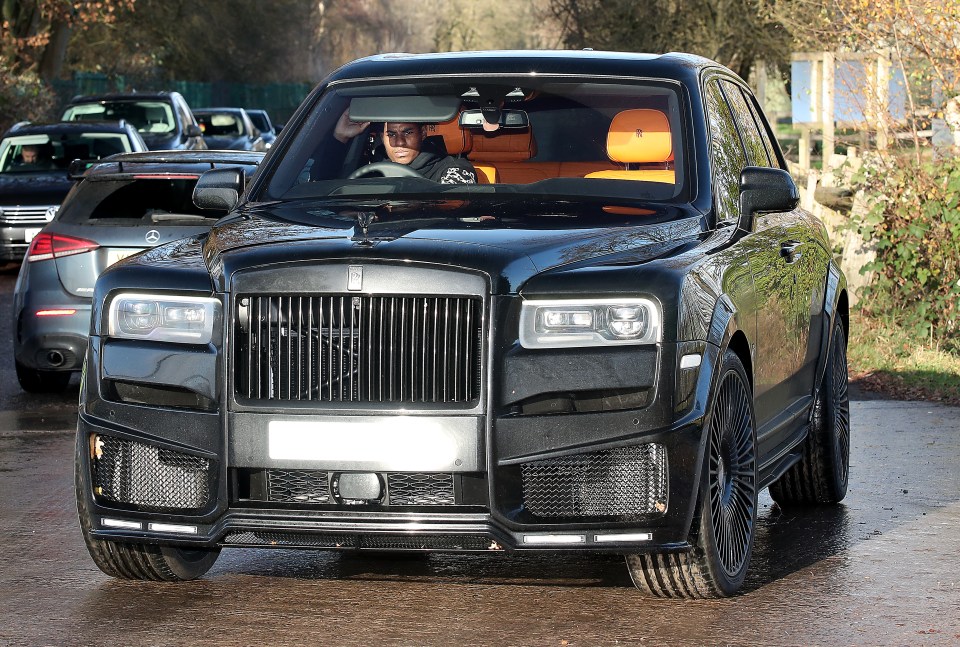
[0,205,55,225]
[234,294,482,404]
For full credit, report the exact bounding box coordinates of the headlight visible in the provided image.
[107,293,219,344]
[519,298,661,349]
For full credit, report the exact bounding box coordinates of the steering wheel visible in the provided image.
[348,161,425,179]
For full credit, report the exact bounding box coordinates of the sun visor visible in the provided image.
[347,96,461,123]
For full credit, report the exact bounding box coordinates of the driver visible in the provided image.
[334,110,477,184]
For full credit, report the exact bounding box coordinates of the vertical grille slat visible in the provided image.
[237,293,482,404]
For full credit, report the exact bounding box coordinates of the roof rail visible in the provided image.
[10,120,31,131]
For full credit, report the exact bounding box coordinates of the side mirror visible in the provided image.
[274,123,284,134]
[68,159,91,180]
[193,168,244,211]
[737,166,799,233]
[184,124,203,139]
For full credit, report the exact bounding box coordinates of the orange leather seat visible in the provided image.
[585,109,676,184]
[424,118,495,183]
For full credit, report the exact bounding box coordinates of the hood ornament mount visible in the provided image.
[353,210,376,246]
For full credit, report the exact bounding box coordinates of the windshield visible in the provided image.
[0,133,134,173]
[62,100,176,136]
[259,77,688,206]
[195,112,245,137]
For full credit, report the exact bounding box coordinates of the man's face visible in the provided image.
[382,122,424,165]
[21,146,38,163]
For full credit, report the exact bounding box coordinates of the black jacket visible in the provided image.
[398,139,477,184]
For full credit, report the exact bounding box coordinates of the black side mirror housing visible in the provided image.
[193,168,244,211]
[737,166,799,233]
[67,158,91,180]
[184,124,203,139]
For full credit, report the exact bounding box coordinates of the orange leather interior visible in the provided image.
[470,129,537,162]
[424,118,472,156]
[585,109,675,184]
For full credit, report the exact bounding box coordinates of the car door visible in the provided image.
[719,79,830,434]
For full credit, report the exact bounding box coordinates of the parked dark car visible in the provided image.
[76,51,850,597]
[61,91,207,151]
[246,109,279,148]
[193,107,266,152]
[12,150,263,392]
[0,120,148,261]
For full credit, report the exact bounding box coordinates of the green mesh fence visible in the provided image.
[51,73,313,125]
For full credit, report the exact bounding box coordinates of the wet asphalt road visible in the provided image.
[0,265,959,646]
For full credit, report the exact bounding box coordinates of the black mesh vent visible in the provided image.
[520,444,667,520]
[267,469,331,504]
[388,473,455,505]
[235,294,483,404]
[223,531,493,551]
[359,534,493,551]
[92,435,211,512]
[262,470,456,506]
[224,531,355,548]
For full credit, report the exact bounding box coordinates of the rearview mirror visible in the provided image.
[193,168,244,211]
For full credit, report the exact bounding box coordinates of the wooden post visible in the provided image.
[799,126,811,171]
[822,52,835,171]
[875,54,890,151]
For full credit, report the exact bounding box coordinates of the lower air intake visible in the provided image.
[92,434,212,512]
[223,531,494,551]
[520,444,667,520]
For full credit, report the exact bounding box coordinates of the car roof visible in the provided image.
[67,91,181,103]
[193,107,249,114]
[323,50,723,86]
[3,121,137,137]
[80,150,264,178]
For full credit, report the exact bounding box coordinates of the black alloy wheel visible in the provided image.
[626,350,757,597]
[769,319,850,505]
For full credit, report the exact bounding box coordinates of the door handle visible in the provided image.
[780,240,803,263]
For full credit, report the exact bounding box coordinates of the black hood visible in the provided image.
[201,198,706,294]
[0,171,73,206]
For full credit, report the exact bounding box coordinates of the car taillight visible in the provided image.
[27,232,100,262]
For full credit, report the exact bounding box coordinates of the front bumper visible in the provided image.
[76,403,710,554]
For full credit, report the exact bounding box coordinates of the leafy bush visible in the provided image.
[0,61,56,133]
[851,154,960,351]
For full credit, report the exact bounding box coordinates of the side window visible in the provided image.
[720,80,770,167]
[705,79,747,223]
[743,89,782,169]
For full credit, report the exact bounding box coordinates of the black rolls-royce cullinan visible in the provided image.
[75,50,851,597]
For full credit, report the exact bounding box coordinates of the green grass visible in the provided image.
[847,310,960,405]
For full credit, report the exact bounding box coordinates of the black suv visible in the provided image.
[76,51,850,597]
[0,120,148,261]
[61,91,207,151]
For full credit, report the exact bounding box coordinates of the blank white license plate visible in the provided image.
[23,228,40,242]
[268,419,457,469]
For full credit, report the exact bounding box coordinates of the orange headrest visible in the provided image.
[606,109,672,164]
[470,129,536,162]
[424,118,472,155]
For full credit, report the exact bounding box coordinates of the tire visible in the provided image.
[769,320,850,505]
[626,350,758,598]
[16,360,71,393]
[74,431,220,581]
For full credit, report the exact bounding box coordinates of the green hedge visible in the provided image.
[852,155,960,351]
